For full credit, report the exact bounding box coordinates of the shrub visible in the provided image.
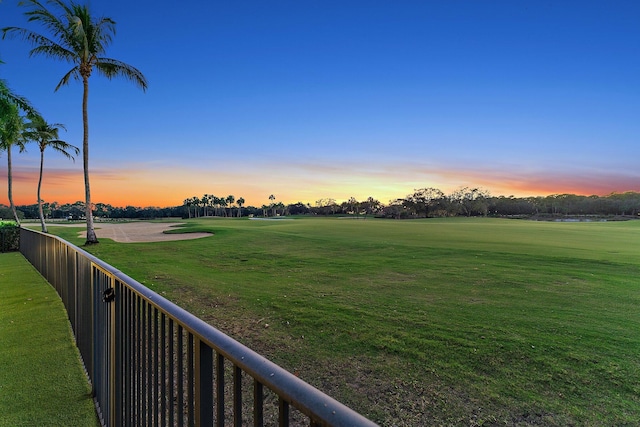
[0,222,20,252]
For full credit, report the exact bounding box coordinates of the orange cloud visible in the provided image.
[0,166,84,206]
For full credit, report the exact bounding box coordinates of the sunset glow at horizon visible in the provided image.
[1,1,638,209]
[2,159,638,208]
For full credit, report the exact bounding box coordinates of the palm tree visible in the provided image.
[236,197,245,218]
[0,101,26,224]
[202,194,211,217]
[0,77,38,224]
[192,196,201,217]
[213,196,222,216]
[226,195,235,217]
[218,197,227,217]
[183,198,193,218]
[23,114,78,232]
[269,194,276,216]
[4,0,148,244]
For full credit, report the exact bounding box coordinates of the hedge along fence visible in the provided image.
[0,222,20,253]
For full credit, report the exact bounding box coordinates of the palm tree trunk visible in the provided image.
[38,149,47,232]
[82,76,98,244]
[7,145,20,225]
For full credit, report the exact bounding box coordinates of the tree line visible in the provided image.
[310,189,640,219]
[4,188,638,222]
[378,188,640,219]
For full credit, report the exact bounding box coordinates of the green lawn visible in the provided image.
[0,252,98,427]
[50,217,640,426]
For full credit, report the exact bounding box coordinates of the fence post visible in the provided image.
[195,339,214,426]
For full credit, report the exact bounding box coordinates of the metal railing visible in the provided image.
[19,228,378,427]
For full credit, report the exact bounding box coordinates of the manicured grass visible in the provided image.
[0,252,98,427]
[51,217,640,425]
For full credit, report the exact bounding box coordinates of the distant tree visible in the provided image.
[5,0,148,243]
[49,200,60,218]
[449,187,491,217]
[183,197,193,218]
[403,188,445,217]
[208,194,217,216]
[210,196,220,216]
[236,197,245,217]
[313,198,338,215]
[201,194,210,216]
[347,197,358,215]
[364,196,381,216]
[23,114,78,232]
[191,197,199,217]
[269,194,276,216]
[93,202,111,218]
[0,203,24,220]
[217,197,227,217]
[226,195,235,217]
[381,199,408,219]
[287,202,310,215]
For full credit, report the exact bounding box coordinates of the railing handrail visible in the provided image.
[19,227,378,426]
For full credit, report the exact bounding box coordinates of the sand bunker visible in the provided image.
[49,222,211,243]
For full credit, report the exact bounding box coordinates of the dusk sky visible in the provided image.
[1,1,639,208]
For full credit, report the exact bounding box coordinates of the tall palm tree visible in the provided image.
[23,114,78,232]
[0,101,26,224]
[4,0,148,244]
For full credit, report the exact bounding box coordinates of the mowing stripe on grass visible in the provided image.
[0,252,98,427]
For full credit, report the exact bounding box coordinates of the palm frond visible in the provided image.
[0,79,37,115]
[45,0,73,17]
[68,5,116,60]
[49,139,79,161]
[30,40,77,63]
[68,15,89,61]
[3,26,76,64]
[90,16,116,54]
[96,58,148,91]
[21,112,77,159]
[0,103,27,152]
[55,66,81,91]
[22,0,67,37]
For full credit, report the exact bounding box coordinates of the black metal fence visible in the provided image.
[19,228,378,427]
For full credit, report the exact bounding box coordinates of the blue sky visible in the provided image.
[1,0,639,207]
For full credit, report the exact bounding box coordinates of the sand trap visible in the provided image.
[49,222,211,243]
